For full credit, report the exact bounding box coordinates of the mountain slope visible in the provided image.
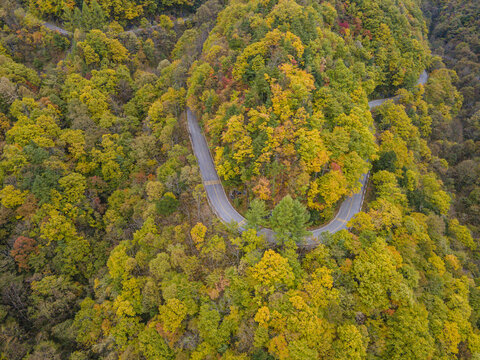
[187,0,429,222]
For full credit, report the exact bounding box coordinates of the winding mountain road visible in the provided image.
[187,70,428,245]
[40,19,428,244]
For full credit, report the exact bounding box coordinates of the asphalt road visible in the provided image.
[39,21,429,244]
[42,22,72,36]
[187,71,428,245]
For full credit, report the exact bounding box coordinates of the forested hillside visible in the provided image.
[422,0,480,231]
[187,0,429,221]
[1,0,480,359]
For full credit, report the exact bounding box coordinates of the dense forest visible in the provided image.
[187,0,429,223]
[1,0,480,358]
[422,0,480,230]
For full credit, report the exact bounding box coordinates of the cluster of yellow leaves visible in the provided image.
[252,266,341,359]
[191,222,207,250]
[233,29,304,81]
[7,98,61,148]
[91,134,125,182]
[251,250,295,296]
[308,170,347,211]
[0,185,28,209]
[449,219,476,250]
[77,30,129,66]
[30,0,146,21]
[63,71,121,127]
[158,298,187,334]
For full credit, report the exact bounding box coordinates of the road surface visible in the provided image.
[187,71,428,245]
[42,22,72,36]
[33,20,429,244]
[40,20,429,244]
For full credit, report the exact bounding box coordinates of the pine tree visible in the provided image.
[90,0,106,30]
[245,199,268,230]
[269,195,310,247]
[81,1,92,30]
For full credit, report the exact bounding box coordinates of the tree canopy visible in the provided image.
[1,0,480,359]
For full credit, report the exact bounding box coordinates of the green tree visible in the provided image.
[269,195,310,247]
[246,199,268,230]
[385,304,435,360]
[352,239,408,314]
[333,324,367,360]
